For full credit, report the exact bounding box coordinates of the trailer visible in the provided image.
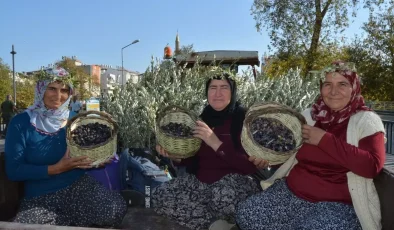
[173,50,260,79]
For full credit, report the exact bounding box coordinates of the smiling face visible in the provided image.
[207,79,232,111]
[43,81,71,110]
[321,72,353,112]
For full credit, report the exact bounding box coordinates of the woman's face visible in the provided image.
[321,72,353,112]
[43,81,70,110]
[207,79,232,111]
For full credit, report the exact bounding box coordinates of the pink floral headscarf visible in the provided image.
[311,61,370,125]
[26,67,73,134]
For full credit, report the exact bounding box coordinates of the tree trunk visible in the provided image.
[305,17,323,75]
[304,0,332,76]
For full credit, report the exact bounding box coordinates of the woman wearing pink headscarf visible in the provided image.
[235,62,386,230]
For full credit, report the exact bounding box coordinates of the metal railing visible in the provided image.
[367,101,394,111]
[0,118,3,136]
[0,109,26,137]
[383,120,393,155]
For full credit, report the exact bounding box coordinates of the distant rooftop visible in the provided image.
[173,50,260,67]
[98,65,139,74]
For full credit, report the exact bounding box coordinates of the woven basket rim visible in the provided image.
[155,105,201,157]
[156,105,200,140]
[67,110,118,150]
[244,102,306,156]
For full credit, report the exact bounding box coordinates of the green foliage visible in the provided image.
[104,58,320,149]
[238,68,321,110]
[180,44,195,54]
[263,44,349,77]
[56,58,92,100]
[343,4,394,101]
[251,0,383,74]
[0,59,35,109]
[15,76,35,109]
[0,58,13,103]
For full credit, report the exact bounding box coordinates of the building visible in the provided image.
[7,72,31,83]
[99,65,139,96]
[25,56,83,76]
[62,56,83,66]
[175,31,181,55]
[81,64,101,85]
[23,56,140,97]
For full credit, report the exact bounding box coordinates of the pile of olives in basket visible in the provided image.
[161,122,193,138]
[251,117,296,152]
[71,122,112,147]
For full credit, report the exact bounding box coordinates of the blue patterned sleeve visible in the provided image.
[4,115,49,181]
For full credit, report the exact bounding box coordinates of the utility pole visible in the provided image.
[121,39,140,86]
[10,45,17,106]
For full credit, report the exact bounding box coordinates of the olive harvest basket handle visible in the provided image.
[155,105,199,127]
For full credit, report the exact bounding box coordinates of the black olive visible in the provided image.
[161,122,193,137]
[250,117,296,152]
[71,123,112,147]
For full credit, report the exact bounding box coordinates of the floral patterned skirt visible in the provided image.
[151,173,260,230]
[13,174,127,228]
[236,179,362,230]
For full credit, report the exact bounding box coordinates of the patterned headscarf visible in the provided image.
[311,61,370,126]
[26,67,73,134]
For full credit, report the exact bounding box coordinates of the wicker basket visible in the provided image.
[241,102,306,165]
[67,110,118,167]
[156,105,202,159]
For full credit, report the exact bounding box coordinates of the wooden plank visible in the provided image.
[0,153,23,222]
[119,208,189,230]
[0,221,112,230]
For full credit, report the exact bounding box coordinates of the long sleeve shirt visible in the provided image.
[177,118,257,184]
[5,112,85,198]
[286,119,386,204]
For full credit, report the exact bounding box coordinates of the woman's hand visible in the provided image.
[48,148,93,175]
[193,120,222,151]
[302,124,326,146]
[249,156,270,169]
[156,144,181,163]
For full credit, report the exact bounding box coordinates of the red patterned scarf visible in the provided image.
[311,62,370,126]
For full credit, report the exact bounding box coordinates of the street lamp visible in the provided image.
[10,45,17,106]
[121,39,140,85]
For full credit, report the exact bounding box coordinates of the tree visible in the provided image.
[180,44,195,54]
[345,4,394,101]
[251,0,383,75]
[105,58,320,150]
[15,77,35,109]
[0,59,12,103]
[56,58,92,100]
[262,43,349,77]
[0,59,35,108]
[363,3,394,75]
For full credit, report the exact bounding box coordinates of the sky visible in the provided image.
[0,0,370,74]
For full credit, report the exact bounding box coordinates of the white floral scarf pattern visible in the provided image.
[26,67,73,134]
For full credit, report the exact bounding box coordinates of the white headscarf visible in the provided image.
[26,67,73,134]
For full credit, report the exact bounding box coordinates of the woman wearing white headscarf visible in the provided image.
[5,67,126,227]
